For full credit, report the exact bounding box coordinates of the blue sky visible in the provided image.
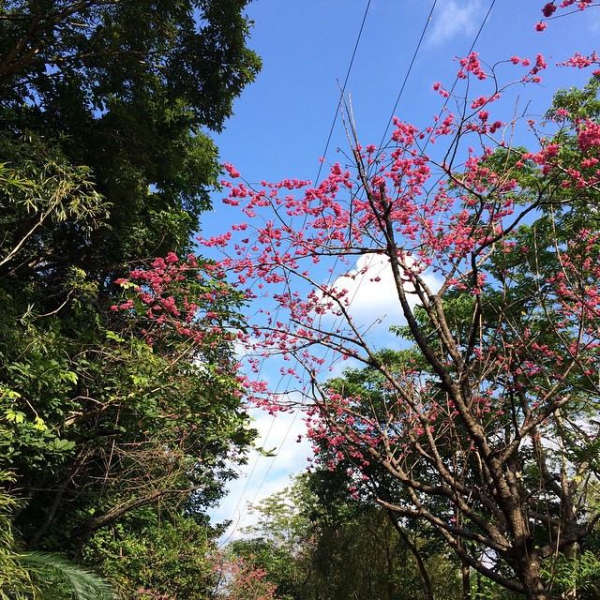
[206,0,600,539]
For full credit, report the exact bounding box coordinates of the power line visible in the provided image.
[218,413,278,547]
[218,385,305,544]
[378,0,438,148]
[248,408,302,508]
[257,3,445,496]
[316,0,440,350]
[219,0,498,545]
[314,0,372,186]
[311,0,499,458]
[222,1,375,539]
[420,0,496,153]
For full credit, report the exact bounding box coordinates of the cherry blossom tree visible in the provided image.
[199,32,600,599]
[215,554,278,600]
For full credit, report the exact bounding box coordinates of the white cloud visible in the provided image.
[427,0,485,46]
[213,256,442,542]
[320,253,442,340]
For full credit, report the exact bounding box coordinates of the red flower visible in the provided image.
[542,2,556,17]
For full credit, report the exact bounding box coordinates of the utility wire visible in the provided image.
[314,0,498,436]
[218,413,277,547]
[420,0,496,153]
[220,1,374,543]
[316,0,439,344]
[378,0,438,149]
[220,0,497,545]
[256,3,444,491]
[314,0,372,186]
[248,408,302,509]
[219,379,305,544]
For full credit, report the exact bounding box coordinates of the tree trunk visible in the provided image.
[461,559,471,600]
[520,553,550,600]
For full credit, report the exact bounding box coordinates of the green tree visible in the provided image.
[1,472,115,600]
[83,509,218,600]
[229,474,463,600]
[0,1,261,595]
[0,0,260,273]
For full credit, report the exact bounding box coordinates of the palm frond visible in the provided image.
[18,552,115,600]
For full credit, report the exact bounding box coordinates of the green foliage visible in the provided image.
[19,552,115,600]
[1,472,115,600]
[0,0,260,270]
[0,1,261,596]
[0,473,35,599]
[83,510,217,600]
[228,474,463,600]
[543,550,600,600]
